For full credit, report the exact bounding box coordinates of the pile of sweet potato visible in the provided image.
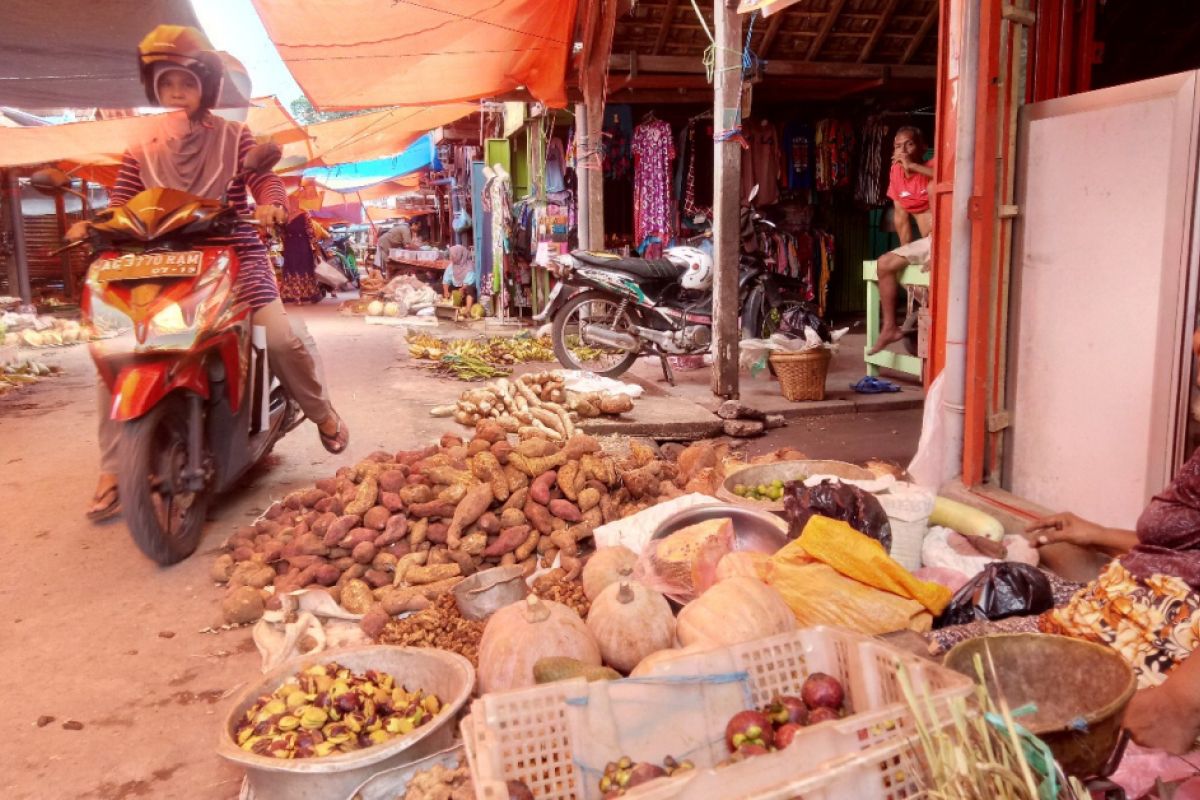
[212,425,734,625]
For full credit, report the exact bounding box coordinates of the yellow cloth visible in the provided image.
[760,558,932,635]
[794,516,953,614]
[311,220,330,241]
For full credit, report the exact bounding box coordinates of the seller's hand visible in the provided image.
[66,220,90,241]
[1024,512,1106,548]
[1125,682,1200,755]
[255,204,286,228]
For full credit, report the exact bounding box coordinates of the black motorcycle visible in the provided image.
[536,204,812,381]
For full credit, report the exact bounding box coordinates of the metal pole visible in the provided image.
[3,169,32,304]
[710,0,743,399]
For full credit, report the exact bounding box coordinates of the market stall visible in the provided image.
[208,412,1147,798]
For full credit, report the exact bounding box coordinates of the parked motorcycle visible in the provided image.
[31,144,305,565]
[536,194,811,379]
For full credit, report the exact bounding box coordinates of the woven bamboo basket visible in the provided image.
[769,349,832,401]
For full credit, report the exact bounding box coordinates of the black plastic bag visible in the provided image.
[783,479,892,551]
[936,562,1053,628]
[778,304,831,343]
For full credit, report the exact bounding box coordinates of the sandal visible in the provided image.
[850,376,901,394]
[86,484,121,522]
[318,413,349,454]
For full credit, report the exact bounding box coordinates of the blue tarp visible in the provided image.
[302,134,441,193]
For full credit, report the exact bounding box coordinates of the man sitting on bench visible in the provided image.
[870,127,933,355]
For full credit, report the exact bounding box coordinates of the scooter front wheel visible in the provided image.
[118,394,210,565]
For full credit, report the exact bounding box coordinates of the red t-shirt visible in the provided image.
[887,162,931,213]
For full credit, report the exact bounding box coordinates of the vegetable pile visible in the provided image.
[431,371,635,438]
[1,359,61,394]
[234,662,442,759]
[393,758,474,800]
[2,316,96,348]
[731,477,791,502]
[214,426,705,626]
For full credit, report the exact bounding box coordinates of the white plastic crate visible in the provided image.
[464,626,972,800]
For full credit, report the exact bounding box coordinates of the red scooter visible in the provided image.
[33,145,304,565]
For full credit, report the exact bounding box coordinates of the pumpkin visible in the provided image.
[478,595,601,694]
[714,551,771,583]
[676,576,796,649]
[630,644,707,678]
[582,546,638,601]
[586,581,676,673]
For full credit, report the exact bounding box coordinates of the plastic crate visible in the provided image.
[463,626,972,800]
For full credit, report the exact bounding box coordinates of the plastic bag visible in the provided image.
[778,303,831,342]
[935,562,1053,628]
[636,517,736,604]
[783,479,893,551]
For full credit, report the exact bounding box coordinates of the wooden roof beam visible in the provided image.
[900,6,938,64]
[608,53,935,80]
[652,0,680,55]
[858,0,900,62]
[807,0,848,60]
[759,12,787,59]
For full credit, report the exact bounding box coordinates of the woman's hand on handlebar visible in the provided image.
[255,203,287,228]
[66,221,90,241]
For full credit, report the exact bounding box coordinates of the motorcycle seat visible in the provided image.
[572,250,684,281]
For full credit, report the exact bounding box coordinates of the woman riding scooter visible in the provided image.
[79,25,349,520]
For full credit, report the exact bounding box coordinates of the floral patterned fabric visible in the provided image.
[1040,561,1200,689]
[280,212,321,304]
[631,119,676,258]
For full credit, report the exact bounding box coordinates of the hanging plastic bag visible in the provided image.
[935,561,1054,628]
[783,479,893,551]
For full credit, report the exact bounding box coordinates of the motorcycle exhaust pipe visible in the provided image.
[583,324,639,351]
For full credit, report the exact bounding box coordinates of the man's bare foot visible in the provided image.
[87,473,121,521]
[868,326,904,355]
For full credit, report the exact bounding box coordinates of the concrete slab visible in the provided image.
[625,331,924,420]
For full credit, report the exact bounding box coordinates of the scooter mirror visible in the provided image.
[243,142,282,175]
[29,168,72,195]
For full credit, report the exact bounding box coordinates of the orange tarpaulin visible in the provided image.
[249,0,578,109]
[0,112,187,168]
[247,96,309,146]
[300,105,475,166]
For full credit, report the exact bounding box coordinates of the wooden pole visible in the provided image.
[2,169,33,304]
[711,0,742,399]
[581,0,618,250]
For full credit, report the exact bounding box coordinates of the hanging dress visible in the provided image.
[280,212,322,304]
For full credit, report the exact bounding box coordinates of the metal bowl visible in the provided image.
[453,565,529,621]
[717,459,876,513]
[650,503,789,555]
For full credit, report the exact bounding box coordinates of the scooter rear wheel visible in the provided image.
[118,394,209,565]
[551,290,642,378]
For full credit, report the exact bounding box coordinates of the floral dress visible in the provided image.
[281,212,321,304]
[631,119,676,258]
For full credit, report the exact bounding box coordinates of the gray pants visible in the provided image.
[97,299,332,473]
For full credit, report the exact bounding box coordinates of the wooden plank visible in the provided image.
[608,53,935,79]
[711,0,741,400]
[900,6,938,64]
[652,0,680,55]
[759,12,787,59]
[807,0,848,60]
[858,0,900,62]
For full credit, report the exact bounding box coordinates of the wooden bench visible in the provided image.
[863,259,928,380]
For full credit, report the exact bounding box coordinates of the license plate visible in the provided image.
[92,251,204,281]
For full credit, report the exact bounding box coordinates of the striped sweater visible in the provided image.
[109,122,287,310]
